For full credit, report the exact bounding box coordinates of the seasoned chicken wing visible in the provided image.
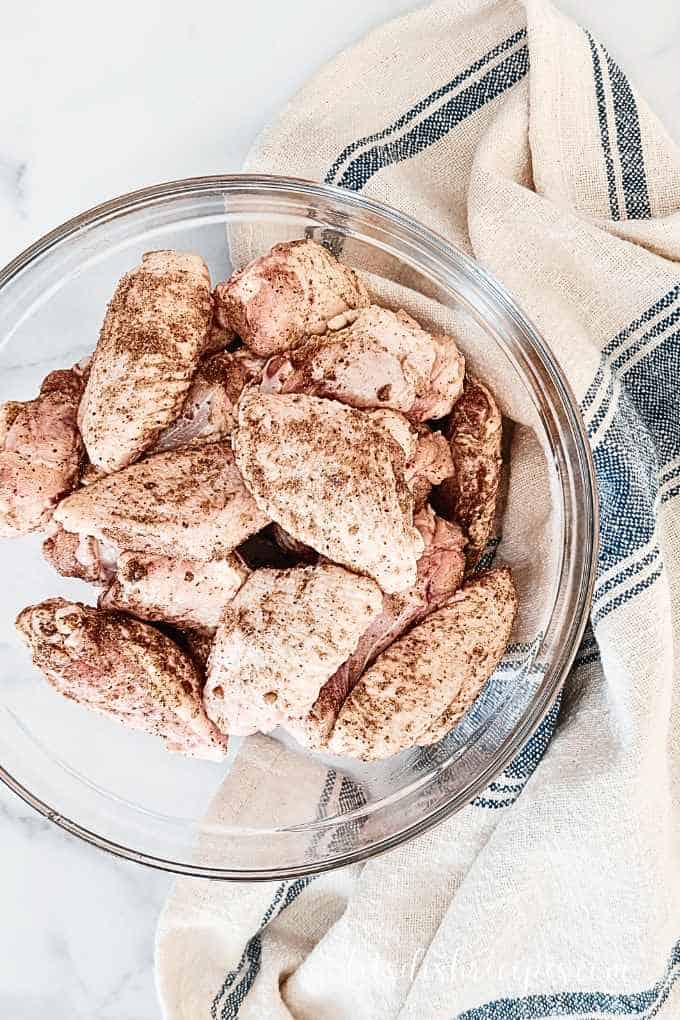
[214,240,369,357]
[203,564,382,736]
[263,305,465,421]
[0,367,85,537]
[79,251,213,472]
[286,506,466,750]
[16,599,228,760]
[99,550,249,633]
[233,390,424,594]
[53,442,269,562]
[435,376,502,570]
[153,348,264,454]
[327,567,516,760]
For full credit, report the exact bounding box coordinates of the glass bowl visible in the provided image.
[0,175,597,879]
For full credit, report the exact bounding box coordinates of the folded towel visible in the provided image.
[156,1,680,1016]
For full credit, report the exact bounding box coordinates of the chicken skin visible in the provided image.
[0,366,85,537]
[203,564,382,736]
[79,251,213,472]
[233,390,424,594]
[327,567,516,760]
[99,550,249,633]
[53,442,269,563]
[435,376,502,570]
[16,599,228,760]
[286,506,466,750]
[153,348,265,454]
[263,306,465,421]
[214,240,369,357]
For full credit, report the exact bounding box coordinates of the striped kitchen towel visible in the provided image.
[156,0,680,1016]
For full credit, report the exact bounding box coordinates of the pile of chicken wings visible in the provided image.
[2,240,516,762]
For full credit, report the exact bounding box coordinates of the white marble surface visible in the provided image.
[0,1,678,1016]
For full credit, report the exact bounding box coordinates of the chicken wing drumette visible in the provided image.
[214,240,369,357]
[99,551,249,634]
[16,599,228,760]
[153,348,265,453]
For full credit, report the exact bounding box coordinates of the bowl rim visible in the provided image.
[0,173,599,879]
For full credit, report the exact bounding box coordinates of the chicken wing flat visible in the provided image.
[285,506,466,750]
[233,390,424,594]
[435,376,502,570]
[79,251,213,472]
[327,567,516,760]
[263,306,465,421]
[53,442,269,562]
[203,564,382,736]
[16,599,228,760]
[214,240,369,357]
[153,348,264,454]
[99,550,249,633]
[0,367,85,537]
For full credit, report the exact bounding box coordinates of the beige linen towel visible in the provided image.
[156,1,680,1016]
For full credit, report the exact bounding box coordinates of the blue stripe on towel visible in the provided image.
[585,30,620,219]
[454,937,680,1019]
[334,44,528,191]
[582,290,680,617]
[214,876,314,1020]
[582,286,680,413]
[324,28,527,186]
[210,773,338,1018]
[604,48,651,219]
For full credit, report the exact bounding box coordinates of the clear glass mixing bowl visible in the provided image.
[0,175,597,878]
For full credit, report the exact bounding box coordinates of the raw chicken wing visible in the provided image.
[54,442,269,562]
[79,251,213,472]
[0,367,85,537]
[100,550,249,633]
[263,305,465,420]
[16,599,228,760]
[327,567,516,760]
[435,377,502,570]
[286,506,466,749]
[214,240,369,357]
[233,390,424,593]
[203,564,382,736]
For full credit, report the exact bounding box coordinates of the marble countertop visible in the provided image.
[1,1,678,1017]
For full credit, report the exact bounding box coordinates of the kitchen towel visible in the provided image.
[156,0,680,1016]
